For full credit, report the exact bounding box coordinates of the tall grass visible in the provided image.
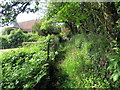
[57,33,111,88]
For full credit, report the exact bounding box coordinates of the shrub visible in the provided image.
[40,25,60,36]
[8,29,26,48]
[32,21,42,33]
[25,33,40,42]
[107,40,120,88]
[0,35,9,49]
[32,18,60,36]
[1,30,40,49]
[1,43,48,89]
[37,36,47,42]
[2,27,18,35]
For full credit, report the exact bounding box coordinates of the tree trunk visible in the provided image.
[102,2,119,35]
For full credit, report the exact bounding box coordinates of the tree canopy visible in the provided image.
[1,1,120,41]
[0,1,40,26]
[46,2,119,40]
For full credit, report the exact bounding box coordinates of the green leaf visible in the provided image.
[111,73,120,82]
[79,15,87,20]
[107,65,113,70]
[36,73,46,83]
[75,22,82,25]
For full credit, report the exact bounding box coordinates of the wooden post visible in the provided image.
[47,39,50,62]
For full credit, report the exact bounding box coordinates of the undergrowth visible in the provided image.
[1,33,120,89]
[1,43,48,89]
[54,33,115,88]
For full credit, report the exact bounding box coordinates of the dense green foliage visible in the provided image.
[47,2,119,40]
[2,27,29,35]
[0,29,39,49]
[55,34,111,88]
[32,18,61,36]
[2,27,18,35]
[1,33,120,89]
[45,3,120,88]
[23,32,39,42]
[8,30,26,48]
[0,30,26,49]
[0,35,9,49]
[43,33,120,88]
[1,43,48,89]
[108,40,120,84]
[1,1,120,89]
[32,21,42,34]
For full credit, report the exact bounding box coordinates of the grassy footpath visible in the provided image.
[49,33,113,88]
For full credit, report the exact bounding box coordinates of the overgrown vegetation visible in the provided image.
[0,1,120,89]
[2,27,18,35]
[1,43,48,89]
[32,18,61,36]
[0,29,39,49]
[55,34,111,88]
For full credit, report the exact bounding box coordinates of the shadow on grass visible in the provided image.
[47,50,69,88]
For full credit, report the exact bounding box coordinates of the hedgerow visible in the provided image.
[1,43,48,89]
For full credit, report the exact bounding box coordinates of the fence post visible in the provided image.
[47,39,50,62]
